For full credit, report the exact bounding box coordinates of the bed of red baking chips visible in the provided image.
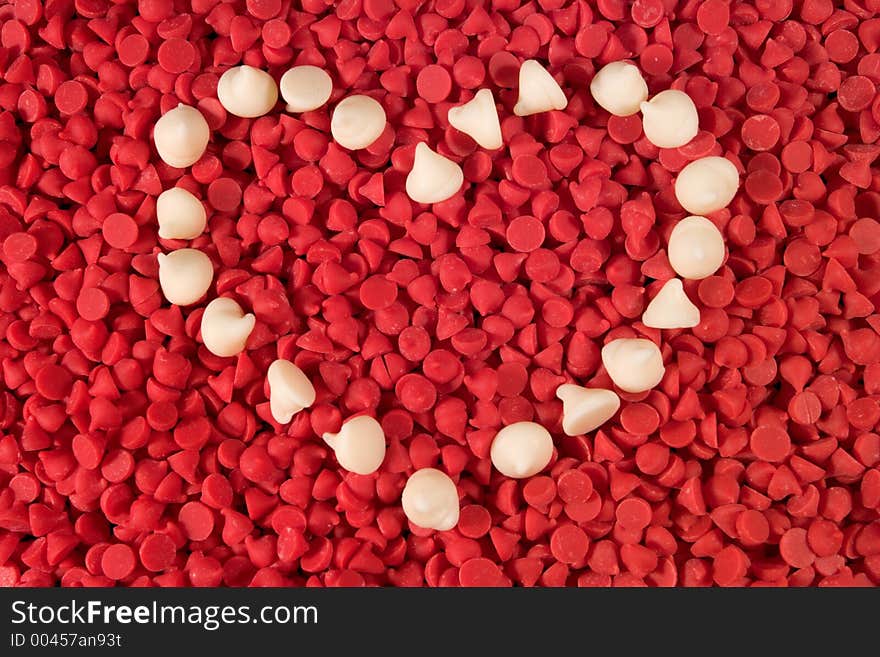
[1,0,880,589]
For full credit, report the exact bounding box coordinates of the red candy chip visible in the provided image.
[458,505,492,538]
[102,213,139,249]
[713,546,749,586]
[511,155,549,189]
[736,510,770,546]
[620,403,660,435]
[35,364,73,401]
[780,528,816,568]
[557,470,594,504]
[616,498,652,530]
[139,533,177,572]
[741,115,781,152]
[850,218,880,255]
[416,65,452,103]
[360,275,398,310]
[523,476,556,508]
[158,38,197,74]
[3,232,37,262]
[178,502,215,541]
[118,34,150,67]
[76,287,110,321]
[54,80,89,114]
[550,525,590,564]
[101,544,136,580]
[749,425,791,463]
[459,557,506,587]
[395,374,437,413]
[207,178,242,212]
[697,0,730,36]
[631,0,665,28]
[247,0,283,19]
[506,215,545,252]
[838,76,875,112]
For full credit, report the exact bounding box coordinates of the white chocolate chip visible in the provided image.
[601,338,665,393]
[217,65,279,118]
[322,415,386,475]
[156,187,207,240]
[330,95,386,150]
[447,89,503,150]
[405,142,464,204]
[200,297,255,358]
[667,215,726,280]
[589,61,648,117]
[153,104,210,168]
[641,278,701,329]
[157,249,213,306]
[555,384,620,436]
[490,421,554,479]
[513,60,567,117]
[267,359,316,424]
[640,89,699,149]
[674,156,740,215]
[401,468,460,531]
[280,65,333,113]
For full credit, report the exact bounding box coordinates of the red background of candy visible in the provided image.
[1,0,880,587]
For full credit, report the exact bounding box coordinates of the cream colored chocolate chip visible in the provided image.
[401,468,460,531]
[674,156,740,215]
[601,338,665,393]
[330,95,386,150]
[405,142,464,204]
[490,421,554,479]
[267,359,316,424]
[641,278,701,329]
[589,61,648,117]
[447,89,503,150]
[200,297,255,358]
[555,384,621,436]
[157,249,213,306]
[217,65,279,118]
[156,187,207,240]
[322,415,386,475]
[667,215,726,280]
[153,104,210,168]
[640,89,699,149]
[280,65,333,113]
[513,60,567,117]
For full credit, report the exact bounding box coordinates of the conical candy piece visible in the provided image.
[601,338,666,393]
[642,279,701,329]
[157,249,213,306]
[156,187,206,240]
[330,95,387,150]
[590,61,648,117]
[280,65,333,113]
[447,89,503,150]
[513,60,567,117]
[555,384,621,436]
[200,297,255,358]
[217,65,279,118]
[322,415,386,475]
[640,89,699,148]
[267,359,316,424]
[405,142,464,204]
[667,216,726,280]
[490,421,554,479]
[674,156,740,215]
[153,104,209,168]
[401,468,460,531]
